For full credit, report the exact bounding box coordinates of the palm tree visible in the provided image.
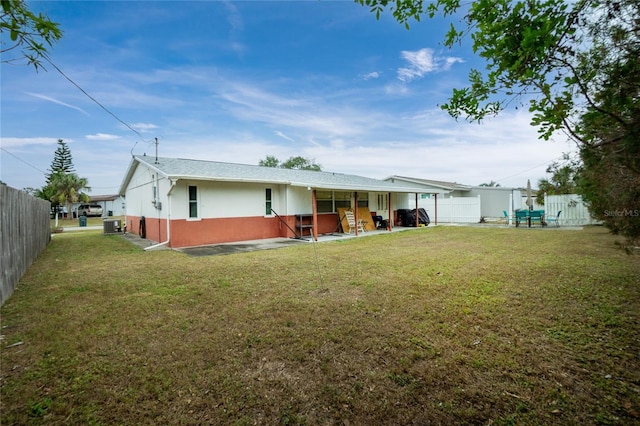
[49,172,90,226]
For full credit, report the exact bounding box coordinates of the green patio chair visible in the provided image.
[503,210,509,226]
[546,210,562,227]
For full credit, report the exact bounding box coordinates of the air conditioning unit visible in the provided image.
[103,219,120,235]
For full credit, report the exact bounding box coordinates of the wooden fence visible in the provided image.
[0,185,51,305]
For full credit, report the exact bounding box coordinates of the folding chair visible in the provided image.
[546,210,562,227]
[344,210,365,234]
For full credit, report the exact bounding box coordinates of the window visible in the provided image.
[265,188,272,215]
[357,192,369,207]
[377,194,388,211]
[316,190,333,213]
[316,191,359,213]
[188,185,198,218]
[334,191,351,210]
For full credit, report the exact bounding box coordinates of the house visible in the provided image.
[118,155,437,248]
[88,194,126,217]
[385,176,524,223]
[385,176,472,196]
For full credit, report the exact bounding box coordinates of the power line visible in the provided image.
[494,154,570,185]
[0,147,47,175]
[42,54,148,144]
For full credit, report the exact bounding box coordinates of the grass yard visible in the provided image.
[50,216,124,230]
[1,226,639,425]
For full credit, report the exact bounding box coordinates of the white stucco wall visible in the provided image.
[123,163,167,219]
[285,187,313,215]
[169,180,288,220]
[124,163,294,221]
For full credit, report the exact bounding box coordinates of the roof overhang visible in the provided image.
[120,156,439,195]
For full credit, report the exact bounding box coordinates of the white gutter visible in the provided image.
[145,179,176,251]
[162,175,431,194]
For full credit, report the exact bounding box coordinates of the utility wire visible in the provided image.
[42,54,148,144]
[0,147,47,175]
[495,154,570,185]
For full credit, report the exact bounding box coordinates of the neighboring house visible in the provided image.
[385,176,524,223]
[89,194,126,217]
[66,195,126,218]
[385,176,473,196]
[118,155,434,248]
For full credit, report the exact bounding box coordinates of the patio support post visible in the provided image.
[388,192,392,230]
[354,192,359,236]
[312,189,318,241]
[415,193,419,227]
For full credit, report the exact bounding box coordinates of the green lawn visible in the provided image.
[1,226,639,425]
[51,216,124,229]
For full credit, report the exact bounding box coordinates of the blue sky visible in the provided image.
[1,1,574,194]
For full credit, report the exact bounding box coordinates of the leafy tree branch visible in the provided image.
[1,0,62,71]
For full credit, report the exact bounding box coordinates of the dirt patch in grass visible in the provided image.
[1,226,639,424]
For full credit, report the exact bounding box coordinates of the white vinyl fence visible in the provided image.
[418,195,481,224]
[544,194,600,226]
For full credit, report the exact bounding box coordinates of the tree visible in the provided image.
[259,155,322,171]
[46,139,75,182]
[258,155,280,168]
[49,172,90,225]
[1,0,62,71]
[535,154,578,205]
[478,181,500,187]
[280,156,322,171]
[358,0,640,245]
[40,139,76,216]
[32,139,89,224]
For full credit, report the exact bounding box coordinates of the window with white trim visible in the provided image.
[265,188,272,215]
[377,194,388,211]
[188,185,198,218]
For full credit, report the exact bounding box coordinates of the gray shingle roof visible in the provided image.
[385,175,471,192]
[120,156,428,194]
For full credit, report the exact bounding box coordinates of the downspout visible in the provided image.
[145,179,176,251]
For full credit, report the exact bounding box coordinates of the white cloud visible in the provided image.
[26,92,90,116]
[223,0,243,31]
[275,131,295,143]
[86,133,121,140]
[443,57,465,70]
[398,48,437,82]
[397,48,464,82]
[128,123,159,133]
[0,137,62,149]
[362,71,381,80]
[219,82,386,138]
[384,82,410,96]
